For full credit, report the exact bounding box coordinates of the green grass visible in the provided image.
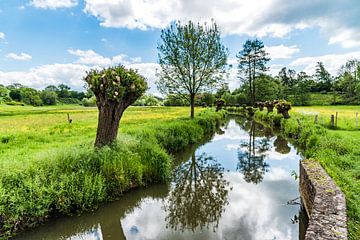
[254,108,360,240]
[292,105,360,131]
[0,104,225,238]
[287,93,346,106]
[0,106,193,170]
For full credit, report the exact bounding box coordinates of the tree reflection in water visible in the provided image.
[237,120,270,184]
[164,153,230,232]
[274,135,291,154]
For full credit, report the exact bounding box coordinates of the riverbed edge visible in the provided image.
[300,159,347,239]
[249,110,349,239]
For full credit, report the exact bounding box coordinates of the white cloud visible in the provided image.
[128,62,159,95]
[290,51,360,76]
[68,49,112,66]
[0,32,5,40]
[83,0,360,48]
[18,5,26,10]
[265,45,300,60]
[0,63,89,90]
[30,0,78,9]
[269,64,284,76]
[68,49,142,66]
[0,50,159,94]
[6,52,32,61]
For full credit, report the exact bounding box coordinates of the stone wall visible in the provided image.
[300,159,347,239]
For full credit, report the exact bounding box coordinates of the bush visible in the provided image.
[40,90,57,105]
[81,96,96,107]
[58,98,81,104]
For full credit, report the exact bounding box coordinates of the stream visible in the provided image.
[15,118,306,240]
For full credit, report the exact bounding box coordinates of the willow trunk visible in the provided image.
[95,103,125,147]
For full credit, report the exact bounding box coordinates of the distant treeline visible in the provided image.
[1,59,359,107]
[0,83,89,106]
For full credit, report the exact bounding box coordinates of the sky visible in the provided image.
[1,0,360,94]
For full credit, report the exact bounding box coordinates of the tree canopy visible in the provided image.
[237,39,270,106]
[84,65,147,147]
[157,20,228,118]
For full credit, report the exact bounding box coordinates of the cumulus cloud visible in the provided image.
[0,63,89,90]
[30,0,78,9]
[290,51,360,75]
[68,49,142,66]
[0,32,5,40]
[265,45,300,60]
[68,49,112,66]
[83,0,360,48]
[0,50,159,93]
[6,52,32,61]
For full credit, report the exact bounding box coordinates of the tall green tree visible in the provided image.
[157,20,228,118]
[291,72,311,105]
[338,59,360,99]
[237,39,270,105]
[255,74,281,102]
[314,62,333,92]
[0,85,9,98]
[57,84,71,98]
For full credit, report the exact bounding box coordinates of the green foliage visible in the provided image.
[81,96,96,107]
[157,20,228,117]
[315,62,333,92]
[58,98,80,104]
[237,39,270,105]
[20,88,43,106]
[223,92,248,106]
[9,89,22,102]
[200,93,215,106]
[0,85,9,98]
[40,90,57,105]
[255,74,281,102]
[133,94,162,106]
[163,94,188,106]
[275,100,291,118]
[84,65,147,104]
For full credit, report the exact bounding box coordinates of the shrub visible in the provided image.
[275,100,291,119]
[81,96,96,107]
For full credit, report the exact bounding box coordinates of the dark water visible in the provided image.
[16,118,304,240]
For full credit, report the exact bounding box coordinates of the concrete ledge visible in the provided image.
[300,159,347,239]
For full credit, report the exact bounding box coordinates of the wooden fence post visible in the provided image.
[335,112,338,128]
[314,115,318,124]
[330,114,335,129]
[67,113,72,123]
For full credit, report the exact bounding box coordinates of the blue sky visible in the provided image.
[1,0,360,93]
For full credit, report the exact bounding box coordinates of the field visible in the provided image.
[0,105,193,170]
[0,104,226,238]
[293,105,360,130]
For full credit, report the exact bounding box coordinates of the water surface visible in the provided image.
[16,118,303,240]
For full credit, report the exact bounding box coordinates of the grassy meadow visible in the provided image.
[0,105,193,170]
[0,104,226,238]
[292,105,360,130]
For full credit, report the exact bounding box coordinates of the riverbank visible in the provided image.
[254,110,360,240]
[0,106,225,239]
